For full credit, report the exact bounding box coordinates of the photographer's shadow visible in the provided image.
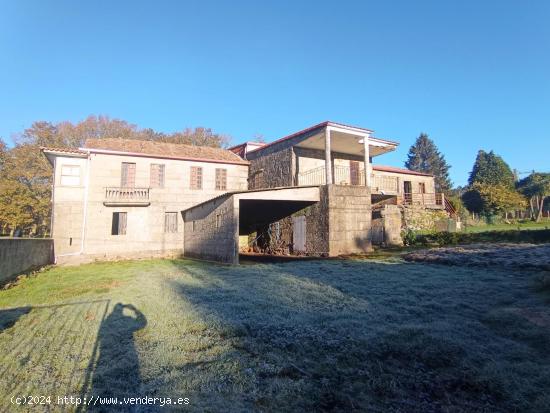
[89,303,147,407]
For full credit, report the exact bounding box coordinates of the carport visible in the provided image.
[181,186,320,264]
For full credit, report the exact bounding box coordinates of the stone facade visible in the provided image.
[250,185,371,257]
[49,151,248,263]
[183,195,239,264]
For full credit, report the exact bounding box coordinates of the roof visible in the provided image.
[228,141,266,150]
[373,165,433,177]
[41,147,87,155]
[245,121,398,155]
[81,138,248,165]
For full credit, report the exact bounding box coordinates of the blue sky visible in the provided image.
[1,0,548,186]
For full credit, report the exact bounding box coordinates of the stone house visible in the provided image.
[42,139,248,264]
[43,121,450,264]
[182,121,450,263]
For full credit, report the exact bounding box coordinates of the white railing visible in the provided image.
[105,187,150,202]
[297,166,399,193]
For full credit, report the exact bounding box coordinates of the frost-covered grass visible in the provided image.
[0,258,549,412]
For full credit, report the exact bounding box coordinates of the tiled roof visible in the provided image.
[41,147,87,155]
[82,138,248,165]
[373,165,433,177]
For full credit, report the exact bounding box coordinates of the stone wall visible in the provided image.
[381,205,404,246]
[183,195,239,264]
[326,185,372,255]
[248,147,294,189]
[0,238,54,282]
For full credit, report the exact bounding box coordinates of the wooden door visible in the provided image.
[292,216,306,253]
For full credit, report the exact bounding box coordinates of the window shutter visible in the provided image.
[119,212,127,235]
[121,163,136,187]
[190,166,202,189]
[216,168,227,190]
[164,212,177,233]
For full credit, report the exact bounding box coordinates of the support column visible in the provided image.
[363,134,371,187]
[325,127,333,185]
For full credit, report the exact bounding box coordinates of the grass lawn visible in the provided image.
[0,258,549,412]
[463,220,550,233]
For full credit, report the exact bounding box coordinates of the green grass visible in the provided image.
[463,220,550,233]
[0,258,549,412]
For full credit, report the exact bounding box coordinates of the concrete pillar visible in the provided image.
[325,128,333,185]
[363,134,371,187]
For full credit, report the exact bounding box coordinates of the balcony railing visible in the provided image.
[402,192,444,208]
[297,166,399,193]
[104,187,150,206]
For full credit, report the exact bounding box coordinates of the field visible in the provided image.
[462,220,550,233]
[0,256,549,412]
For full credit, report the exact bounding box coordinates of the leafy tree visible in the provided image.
[469,182,527,218]
[1,115,232,236]
[0,144,51,236]
[405,133,452,193]
[461,188,484,214]
[468,150,515,188]
[0,138,6,170]
[517,172,550,222]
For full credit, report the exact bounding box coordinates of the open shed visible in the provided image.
[181,186,321,264]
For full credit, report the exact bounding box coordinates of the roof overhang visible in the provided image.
[246,121,398,158]
[41,147,88,166]
[295,124,398,158]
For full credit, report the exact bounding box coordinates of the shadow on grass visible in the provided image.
[0,307,31,332]
[0,300,146,413]
[79,303,146,412]
[168,259,550,412]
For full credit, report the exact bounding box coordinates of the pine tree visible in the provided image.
[467,150,515,188]
[405,133,452,193]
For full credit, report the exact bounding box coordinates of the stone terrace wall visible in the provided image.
[0,238,54,282]
[326,185,372,255]
[183,196,239,264]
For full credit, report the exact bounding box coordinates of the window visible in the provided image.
[215,168,227,190]
[419,182,426,194]
[121,163,136,187]
[164,212,178,233]
[111,212,127,235]
[216,214,222,229]
[150,164,165,188]
[192,221,196,232]
[190,166,203,189]
[60,165,80,186]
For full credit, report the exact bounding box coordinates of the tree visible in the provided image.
[160,127,230,148]
[470,182,527,217]
[0,144,51,236]
[468,150,515,188]
[0,138,6,170]
[517,172,550,222]
[0,115,232,236]
[405,133,452,193]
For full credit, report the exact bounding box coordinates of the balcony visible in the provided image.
[297,166,399,194]
[103,187,151,207]
[402,192,444,209]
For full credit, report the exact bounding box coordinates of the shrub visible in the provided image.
[401,228,417,246]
